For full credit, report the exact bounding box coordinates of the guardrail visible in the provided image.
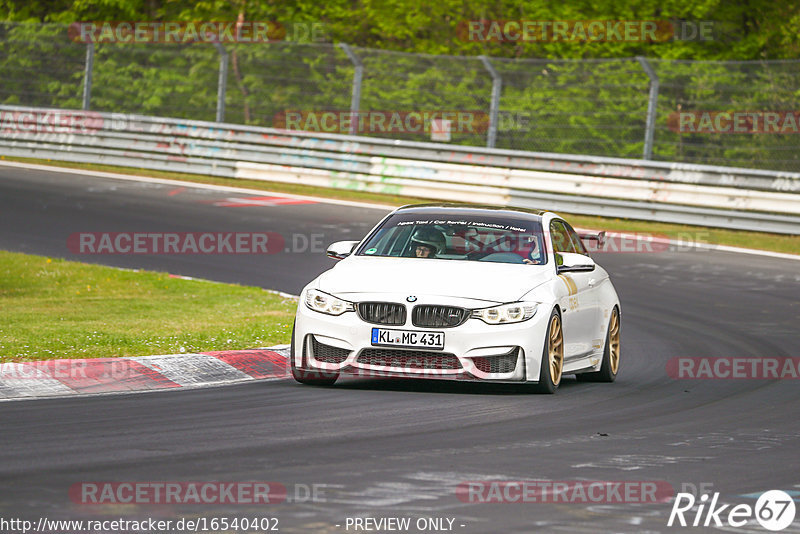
[1,105,799,234]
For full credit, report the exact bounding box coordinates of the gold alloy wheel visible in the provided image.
[609,309,620,375]
[549,314,564,385]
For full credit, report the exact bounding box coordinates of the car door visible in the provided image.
[549,220,597,359]
[564,221,604,348]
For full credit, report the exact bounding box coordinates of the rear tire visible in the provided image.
[533,309,563,394]
[290,321,339,386]
[576,307,620,383]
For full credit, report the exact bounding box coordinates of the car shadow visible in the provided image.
[327,376,580,395]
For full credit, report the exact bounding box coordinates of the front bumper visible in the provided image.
[293,295,550,383]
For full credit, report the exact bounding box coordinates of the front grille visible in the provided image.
[471,348,519,374]
[412,305,470,328]
[358,302,406,325]
[311,336,350,364]
[357,349,462,370]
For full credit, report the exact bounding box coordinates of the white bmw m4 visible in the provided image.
[291,204,621,393]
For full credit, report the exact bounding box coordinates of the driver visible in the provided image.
[410,227,446,258]
[523,235,543,264]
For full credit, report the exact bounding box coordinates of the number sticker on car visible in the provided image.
[371,328,444,350]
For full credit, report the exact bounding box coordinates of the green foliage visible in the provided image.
[90,42,220,119]
[3,0,799,60]
[1,1,799,170]
[0,23,85,108]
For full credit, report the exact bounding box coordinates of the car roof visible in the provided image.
[395,203,550,220]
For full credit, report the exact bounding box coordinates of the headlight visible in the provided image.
[304,289,354,316]
[472,302,538,324]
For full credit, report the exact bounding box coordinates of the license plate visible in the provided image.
[371,328,444,350]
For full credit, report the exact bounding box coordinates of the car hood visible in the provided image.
[317,256,552,303]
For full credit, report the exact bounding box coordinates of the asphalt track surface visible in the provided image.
[1,165,799,533]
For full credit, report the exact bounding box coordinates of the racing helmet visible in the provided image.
[410,227,446,255]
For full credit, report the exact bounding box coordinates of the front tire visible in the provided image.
[290,321,338,386]
[576,307,620,383]
[533,309,564,394]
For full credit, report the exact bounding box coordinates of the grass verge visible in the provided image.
[3,156,798,255]
[0,250,297,362]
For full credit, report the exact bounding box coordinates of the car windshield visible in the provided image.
[356,211,547,265]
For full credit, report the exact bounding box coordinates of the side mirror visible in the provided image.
[556,252,596,273]
[579,230,606,248]
[326,240,359,260]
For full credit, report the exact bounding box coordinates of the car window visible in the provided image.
[563,222,589,255]
[356,212,547,265]
[549,220,576,253]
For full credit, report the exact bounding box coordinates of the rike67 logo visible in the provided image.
[668,490,796,531]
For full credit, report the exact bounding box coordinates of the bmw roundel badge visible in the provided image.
[406,295,417,302]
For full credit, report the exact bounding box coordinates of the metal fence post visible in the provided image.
[213,43,229,123]
[82,42,94,110]
[479,55,501,149]
[637,56,659,160]
[338,43,363,135]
